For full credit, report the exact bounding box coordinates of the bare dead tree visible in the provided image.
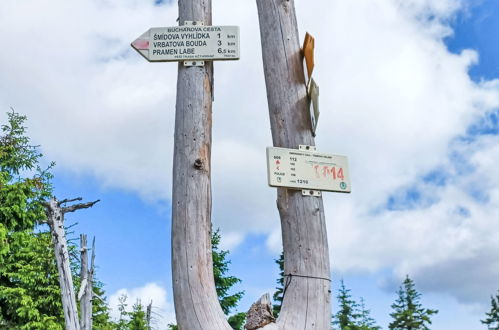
[146,300,152,330]
[169,0,234,327]
[170,0,330,328]
[251,0,332,328]
[78,235,95,330]
[42,197,99,330]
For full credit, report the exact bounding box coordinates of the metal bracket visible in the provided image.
[302,189,322,197]
[183,60,205,67]
[183,21,204,26]
[182,21,205,67]
[299,145,316,151]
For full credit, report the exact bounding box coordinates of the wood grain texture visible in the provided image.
[46,198,80,330]
[79,235,93,330]
[171,0,231,329]
[255,0,332,328]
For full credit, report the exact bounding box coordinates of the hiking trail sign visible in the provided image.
[266,146,351,193]
[131,22,240,63]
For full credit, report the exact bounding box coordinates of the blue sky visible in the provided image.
[1,0,499,329]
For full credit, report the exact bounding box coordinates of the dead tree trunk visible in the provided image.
[170,0,231,329]
[254,0,332,328]
[146,300,152,329]
[78,235,95,330]
[44,197,99,330]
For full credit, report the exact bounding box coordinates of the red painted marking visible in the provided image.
[276,160,281,165]
[132,39,149,50]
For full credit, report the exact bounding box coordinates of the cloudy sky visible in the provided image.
[1,0,498,328]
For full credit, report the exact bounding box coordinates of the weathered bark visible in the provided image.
[45,198,80,330]
[170,0,330,328]
[44,197,99,330]
[255,0,331,328]
[245,294,276,330]
[171,0,230,329]
[78,235,95,330]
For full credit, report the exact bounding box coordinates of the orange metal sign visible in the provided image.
[303,32,315,80]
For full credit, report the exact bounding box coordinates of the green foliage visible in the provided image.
[357,298,381,330]
[331,280,380,330]
[333,280,361,329]
[128,300,148,329]
[482,291,499,329]
[272,252,284,318]
[228,312,246,330]
[92,282,115,329]
[0,231,64,329]
[212,228,244,316]
[0,111,62,329]
[0,110,53,234]
[112,295,149,330]
[0,111,114,329]
[388,275,438,330]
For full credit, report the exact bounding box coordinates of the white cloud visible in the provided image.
[109,282,176,328]
[1,0,499,307]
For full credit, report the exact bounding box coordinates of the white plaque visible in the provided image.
[131,25,240,62]
[266,147,351,193]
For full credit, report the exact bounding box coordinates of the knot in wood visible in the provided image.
[193,158,203,169]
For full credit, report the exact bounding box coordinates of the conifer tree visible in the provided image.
[0,111,114,329]
[332,280,361,329]
[0,110,62,328]
[128,300,148,330]
[331,280,380,330]
[357,297,381,330]
[388,275,437,330]
[482,291,499,330]
[213,228,246,329]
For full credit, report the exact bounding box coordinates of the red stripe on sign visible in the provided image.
[132,39,149,50]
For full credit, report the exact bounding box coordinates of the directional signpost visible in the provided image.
[266,146,351,194]
[308,78,319,135]
[131,22,240,64]
[303,32,315,86]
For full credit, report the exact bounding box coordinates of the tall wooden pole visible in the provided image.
[255,0,332,328]
[171,0,231,328]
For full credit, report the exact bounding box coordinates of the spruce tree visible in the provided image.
[212,228,245,329]
[0,110,62,328]
[332,280,361,330]
[0,111,114,329]
[357,297,381,330]
[482,291,499,330]
[388,275,437,330]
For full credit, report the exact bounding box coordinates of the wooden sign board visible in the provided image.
[266,147,351,193]
[131,24,240,62]
[303,32,315,82]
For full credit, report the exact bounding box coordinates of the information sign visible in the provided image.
[308,78,320,135]
[131,24,240,62]
[303,32,315,83]
[266,147,351,193]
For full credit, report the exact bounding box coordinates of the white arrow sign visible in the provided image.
[131,24,240,62]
